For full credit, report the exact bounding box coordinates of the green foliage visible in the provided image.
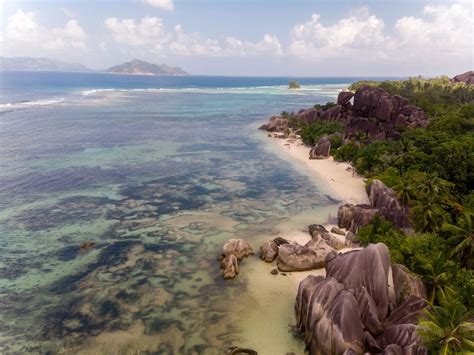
[344,77,474,350]
[298,121,343,145]
[333,141,360,162]
[418,288,474,354]
[313,101,337,111]
[288,80,300,89]
[442,212,474,269]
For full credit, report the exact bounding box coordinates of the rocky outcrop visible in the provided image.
[367,179,412,232]
[337,91,354,107]
[277,233,334,271]
[259,115,289,132]
[309,136,331,159]
[218,239,253,279]
[295,243,427,354]
[260,86,429,141]
[391,264,427,304]
[452,71,474,85]
[338,203,379,233]
[338,180,412,234]
[259,237,289,263]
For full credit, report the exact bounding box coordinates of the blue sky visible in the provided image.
[1,0,472,76]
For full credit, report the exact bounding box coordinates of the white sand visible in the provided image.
[265,136,369,205]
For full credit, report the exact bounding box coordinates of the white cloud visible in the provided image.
[286,1,472,74]
[289,10,386,58]
[394,1,472,58]
[3,9,88,53]
[143,0,174,11]
[105,17,168,47]
[105,16,283,57]
[5,9,39,42]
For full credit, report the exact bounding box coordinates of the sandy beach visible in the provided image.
[237,133,368,354]
[272,136,369,205]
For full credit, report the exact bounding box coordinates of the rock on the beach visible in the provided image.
[277,233,334,271]
[259,237,289,263]
[259,240,279,263]
[308,224,328,236]
[277,243,326,271]
[223,239,253,261]
[259,115,288,132]
[321,233,345,250]
[295,243,428,354]
[309,136,331,159]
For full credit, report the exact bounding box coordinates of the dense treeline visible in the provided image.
[294,77,474,353]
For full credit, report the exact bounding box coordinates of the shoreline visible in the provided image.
[268,135,369,205]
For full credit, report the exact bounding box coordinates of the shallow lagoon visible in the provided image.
[0,76,348,354]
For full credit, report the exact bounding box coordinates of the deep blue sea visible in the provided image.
[0,71,382,353]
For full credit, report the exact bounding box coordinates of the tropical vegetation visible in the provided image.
[294,76,474,353]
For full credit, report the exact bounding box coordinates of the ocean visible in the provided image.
[0,71,375,353]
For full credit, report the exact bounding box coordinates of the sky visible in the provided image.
[0,0,472,76]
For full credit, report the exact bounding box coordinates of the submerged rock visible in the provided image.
[218,254,239,279]
[218,239,253,279]
[295,243,427,354]
[223,239,253,261]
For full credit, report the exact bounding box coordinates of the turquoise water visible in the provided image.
[0,72,361,353]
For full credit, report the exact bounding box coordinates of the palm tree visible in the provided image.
[442,212,474,268]
[394,179,415,211]
[411,197,447,232]
[418,288,474,354]
[416,174,454,206]
[417,252,455,303]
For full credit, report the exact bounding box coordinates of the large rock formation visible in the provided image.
[260,86,429,140]
[277,235,333,271]
[309,136,331,159]
[295,243,427,354]
[264,229,335,271]
[452,71,474,85]
[259,237,289,263]
[367,180,412,232]
[218,239,253,279]
[338,180,412,234]
[338,204,379,233]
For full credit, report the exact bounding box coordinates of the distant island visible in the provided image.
[288,80,301,89]
[106,59,188,76]
[0,57,189,76]
[0,56,91,72]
